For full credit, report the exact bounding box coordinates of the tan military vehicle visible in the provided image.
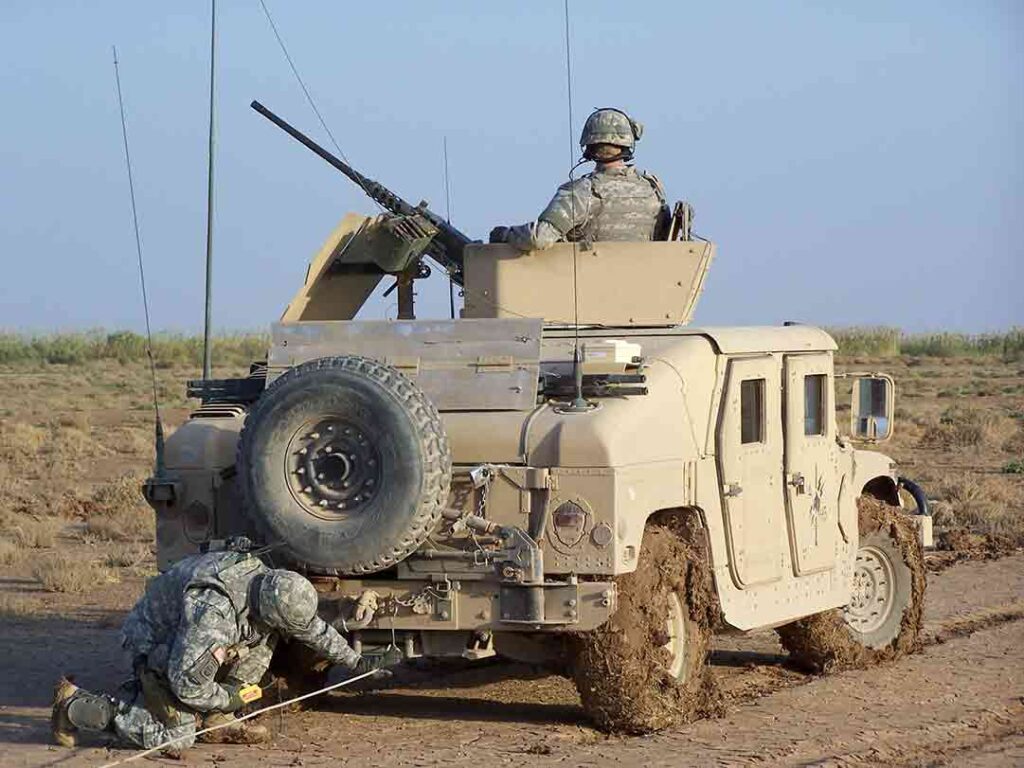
[146,104,931,733]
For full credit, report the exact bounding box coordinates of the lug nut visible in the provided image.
[296,467,305,475]
[317,473,325,480]
[310,432,320,440]
[319,500,328,507]
[326,425,334,432]
[325,446,333,453]
[303,486,312,493]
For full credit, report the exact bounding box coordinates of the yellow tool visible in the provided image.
[238,684,262,704]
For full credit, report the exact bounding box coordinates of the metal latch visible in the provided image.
[787,473,806,493]
[475,355,513,373]
[722,482,743,498]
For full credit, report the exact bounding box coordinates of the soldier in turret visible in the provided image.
[51,547,400,754]
[491,108,671,250]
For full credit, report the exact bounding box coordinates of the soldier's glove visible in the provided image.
[351,646,404,679]
[222,683,262,713]
[488,225,510,244]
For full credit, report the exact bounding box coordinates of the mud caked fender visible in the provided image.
[850,446,899,502]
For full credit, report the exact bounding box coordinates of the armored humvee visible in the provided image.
[145,104,930,734]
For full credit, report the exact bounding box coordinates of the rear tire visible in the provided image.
[777,496,925,672]
[570,526,717,734]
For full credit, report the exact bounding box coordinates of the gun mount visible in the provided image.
[251,101,473,292]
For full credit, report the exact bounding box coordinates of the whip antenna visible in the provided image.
[443,136,455,319]
[113,47,165,477]
[202,0,217,381]
[563,0,588,412]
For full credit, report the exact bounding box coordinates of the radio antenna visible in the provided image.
[201,0,217,381]
[443,136,455,319]
[113,47,165,477]
[563,0,588,412]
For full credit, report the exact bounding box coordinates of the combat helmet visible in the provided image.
[254,570,319,631]
[580,108,643,161]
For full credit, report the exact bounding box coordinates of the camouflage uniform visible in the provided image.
[506,165,670,251]
[98,551,359,750]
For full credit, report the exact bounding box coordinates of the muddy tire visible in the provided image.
[777,497,926,673]
[570,525,717,734]
[238,356,451,575]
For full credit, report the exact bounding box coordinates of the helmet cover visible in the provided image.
[255,570,319,632]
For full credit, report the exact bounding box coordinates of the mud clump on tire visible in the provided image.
[777,496,925,673]
[570,526,721,734]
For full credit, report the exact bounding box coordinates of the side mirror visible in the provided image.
[850,375,895,442]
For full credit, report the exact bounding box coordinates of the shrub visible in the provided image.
[32,553,117,594]
[920,405,1012,450]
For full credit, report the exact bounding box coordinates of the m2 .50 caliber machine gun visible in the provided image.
[250,101,474,316]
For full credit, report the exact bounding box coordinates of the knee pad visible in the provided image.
[67,693,117,732]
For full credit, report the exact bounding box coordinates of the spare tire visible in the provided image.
[237,356,451,575]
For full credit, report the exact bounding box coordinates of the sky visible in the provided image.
[1,1,1021,334]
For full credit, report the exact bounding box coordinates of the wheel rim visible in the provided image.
[662,592,687,679]
[284,417,382,520]
[843,544,896,634]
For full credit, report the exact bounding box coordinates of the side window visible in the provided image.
[740,378,765,444]
[804,374,826,436]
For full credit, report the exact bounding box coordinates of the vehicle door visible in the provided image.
[715,355,786,587]
[782,353,838,575]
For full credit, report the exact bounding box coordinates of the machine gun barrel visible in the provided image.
[251,100,470,279]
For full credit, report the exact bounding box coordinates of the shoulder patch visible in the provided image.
[185,645,221,687]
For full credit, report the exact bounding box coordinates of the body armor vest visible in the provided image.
[585,169,665,242]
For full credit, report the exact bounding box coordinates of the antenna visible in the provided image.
[202,0,217,381]
[443,136,455,319]
[563,0,589,412]
[113,47,165,478]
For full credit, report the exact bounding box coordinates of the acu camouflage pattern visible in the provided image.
[508,166,670,251]
[111,551,359,750]
[579,108,641,151]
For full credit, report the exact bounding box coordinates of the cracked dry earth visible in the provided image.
[1,553,1021,768]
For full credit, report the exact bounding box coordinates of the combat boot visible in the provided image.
[52,677,117,747]
[198,712,270,745]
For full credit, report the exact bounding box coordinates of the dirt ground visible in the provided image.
[0,354,1022,767]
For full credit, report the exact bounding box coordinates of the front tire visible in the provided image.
[570,525,716,734]
[777,496,925,672]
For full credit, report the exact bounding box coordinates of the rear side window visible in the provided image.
[804,374,827,436]
[740,378,765,444]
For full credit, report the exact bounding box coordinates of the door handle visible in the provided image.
[787,473,806,493]
[722,482,743,498]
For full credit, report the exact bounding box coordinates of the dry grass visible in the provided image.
[0,593,42,618]
[8,516,62,548]
[0,538,25,567]
[929,473,1024,543]
[79,475,153,542]
[31,553,118,594]
[104,543,153,569]
[920,405,1016,450]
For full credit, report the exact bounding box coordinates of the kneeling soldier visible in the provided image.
[52,549,400,753]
